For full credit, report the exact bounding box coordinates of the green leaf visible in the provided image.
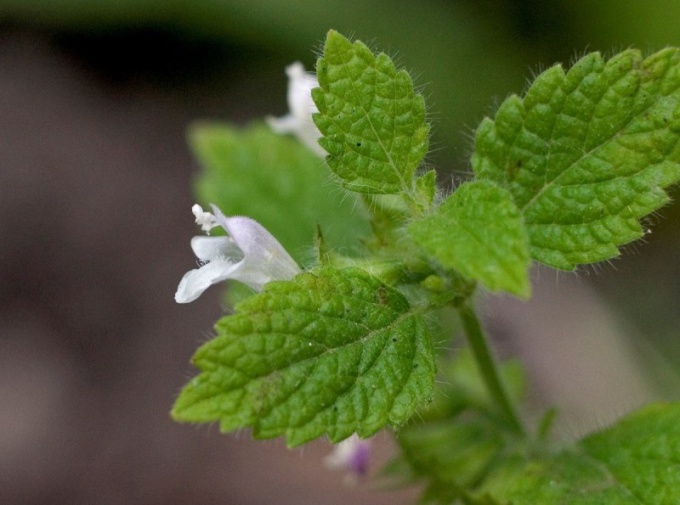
[393,349,525,503]
[313,30,429,195]
[440,347,525,419]
[171,267,436,447]
[409,347,525,426]
[415,170,438,210]
[478,402,680,504]
[399,419,504,504]
[190,122,370,263]
[409,180,531,297]
[473,49,680,270]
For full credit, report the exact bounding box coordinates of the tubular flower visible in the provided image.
[266,62,326,157]
[324,434,371,481]
[175,204,300,303]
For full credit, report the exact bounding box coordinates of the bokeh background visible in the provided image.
[2,1,680,504]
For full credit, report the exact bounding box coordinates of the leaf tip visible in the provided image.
[323,29,351,53]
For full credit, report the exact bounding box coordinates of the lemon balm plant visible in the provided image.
[172,30,680,504]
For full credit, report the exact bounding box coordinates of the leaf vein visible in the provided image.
[521,61,680,215]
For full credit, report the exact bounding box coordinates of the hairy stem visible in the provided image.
[459,302,526,436]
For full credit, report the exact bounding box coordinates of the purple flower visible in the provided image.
[324,434,371,480]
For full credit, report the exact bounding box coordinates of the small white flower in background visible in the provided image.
[175,204,300,303]
[324,434,371,482]
[266,62,326,157]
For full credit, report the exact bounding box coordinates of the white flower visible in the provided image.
[175,204,300,303]
[266,62,326,157]
[324,434,371,480]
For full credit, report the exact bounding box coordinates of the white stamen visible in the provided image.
[192,204,217,233]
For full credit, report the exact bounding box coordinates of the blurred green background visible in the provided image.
[1,1,679,504]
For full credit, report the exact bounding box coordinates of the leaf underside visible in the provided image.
[313,30,429,195]
[172,267,435,447]
[473,48,680,270]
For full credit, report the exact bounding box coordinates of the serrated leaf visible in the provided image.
[172,267,435,447]
[477,402,680,504]
[473,49,680,270]
[409,180,530,297]
[190,122,370,263]
[312,30,429,194]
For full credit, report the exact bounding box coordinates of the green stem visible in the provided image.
[458,302,526,436]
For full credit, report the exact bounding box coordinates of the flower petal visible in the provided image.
[190,236,242,262]
[285,62,318,120]
[210,205,300,291]
[324,434,371,478]
[174,258,240,303]
[266,62,326,157]
[266,113,299,135]
[176,204,302,303]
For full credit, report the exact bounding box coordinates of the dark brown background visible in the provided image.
[0,30,417,505]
